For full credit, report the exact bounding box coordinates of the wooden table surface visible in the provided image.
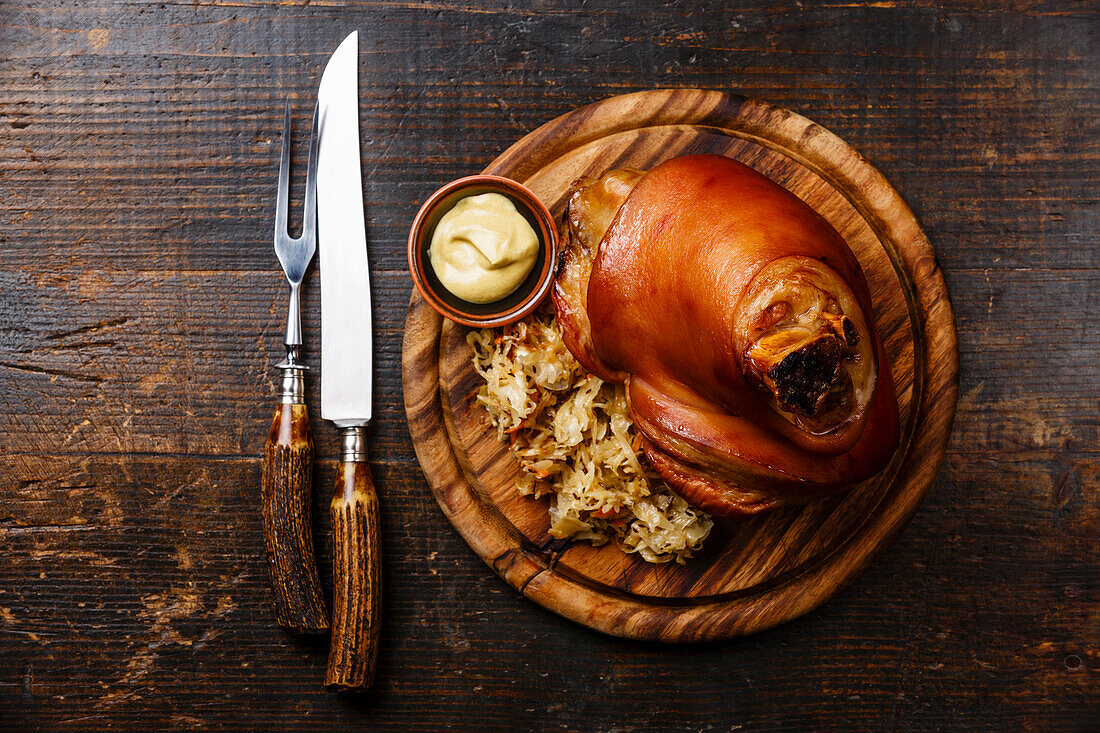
[1,1,1096,730]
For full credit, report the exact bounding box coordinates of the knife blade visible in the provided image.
[315,30,382,692]
[318,31,372,428]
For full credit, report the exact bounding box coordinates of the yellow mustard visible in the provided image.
[428,192,539,303]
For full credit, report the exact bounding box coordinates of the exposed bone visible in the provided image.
[743,325,855,420]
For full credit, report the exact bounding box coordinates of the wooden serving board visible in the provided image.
[402,90,958,642]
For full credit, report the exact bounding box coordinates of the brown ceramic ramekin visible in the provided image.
[407,175,557,328]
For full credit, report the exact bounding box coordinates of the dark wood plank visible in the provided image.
[0,0,1095,730]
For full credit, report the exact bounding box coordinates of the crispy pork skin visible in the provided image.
[551,154,899,518]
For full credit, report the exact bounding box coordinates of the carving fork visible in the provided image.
[260,100,328,634]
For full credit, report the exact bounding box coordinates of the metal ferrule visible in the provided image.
[340,426,369,462]
[275,364,307,404]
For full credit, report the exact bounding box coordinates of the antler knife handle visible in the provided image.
[325,426,382,691]
[260,366,329,634]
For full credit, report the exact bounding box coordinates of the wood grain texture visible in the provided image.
[326,460,382,691]
[261,401,328,634]
[0,0,1096,730]
[403,90,958,641]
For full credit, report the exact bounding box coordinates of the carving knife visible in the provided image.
[315,31,382,691]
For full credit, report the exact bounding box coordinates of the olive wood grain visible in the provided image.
[325,459,382,691]
[402,90,959,642]
[260,402,329,634]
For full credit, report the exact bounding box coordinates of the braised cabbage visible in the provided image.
[468,317,712,564]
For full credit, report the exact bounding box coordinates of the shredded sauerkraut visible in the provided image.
[468,316,713,564]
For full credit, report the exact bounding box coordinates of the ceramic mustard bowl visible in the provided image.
[408,175,557,328]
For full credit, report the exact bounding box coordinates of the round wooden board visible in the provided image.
[402,90,958,642]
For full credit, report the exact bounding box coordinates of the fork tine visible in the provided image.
[301,102,319,250]
[275,98,291,244]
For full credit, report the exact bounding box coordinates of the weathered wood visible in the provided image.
[0,0,1096,729]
